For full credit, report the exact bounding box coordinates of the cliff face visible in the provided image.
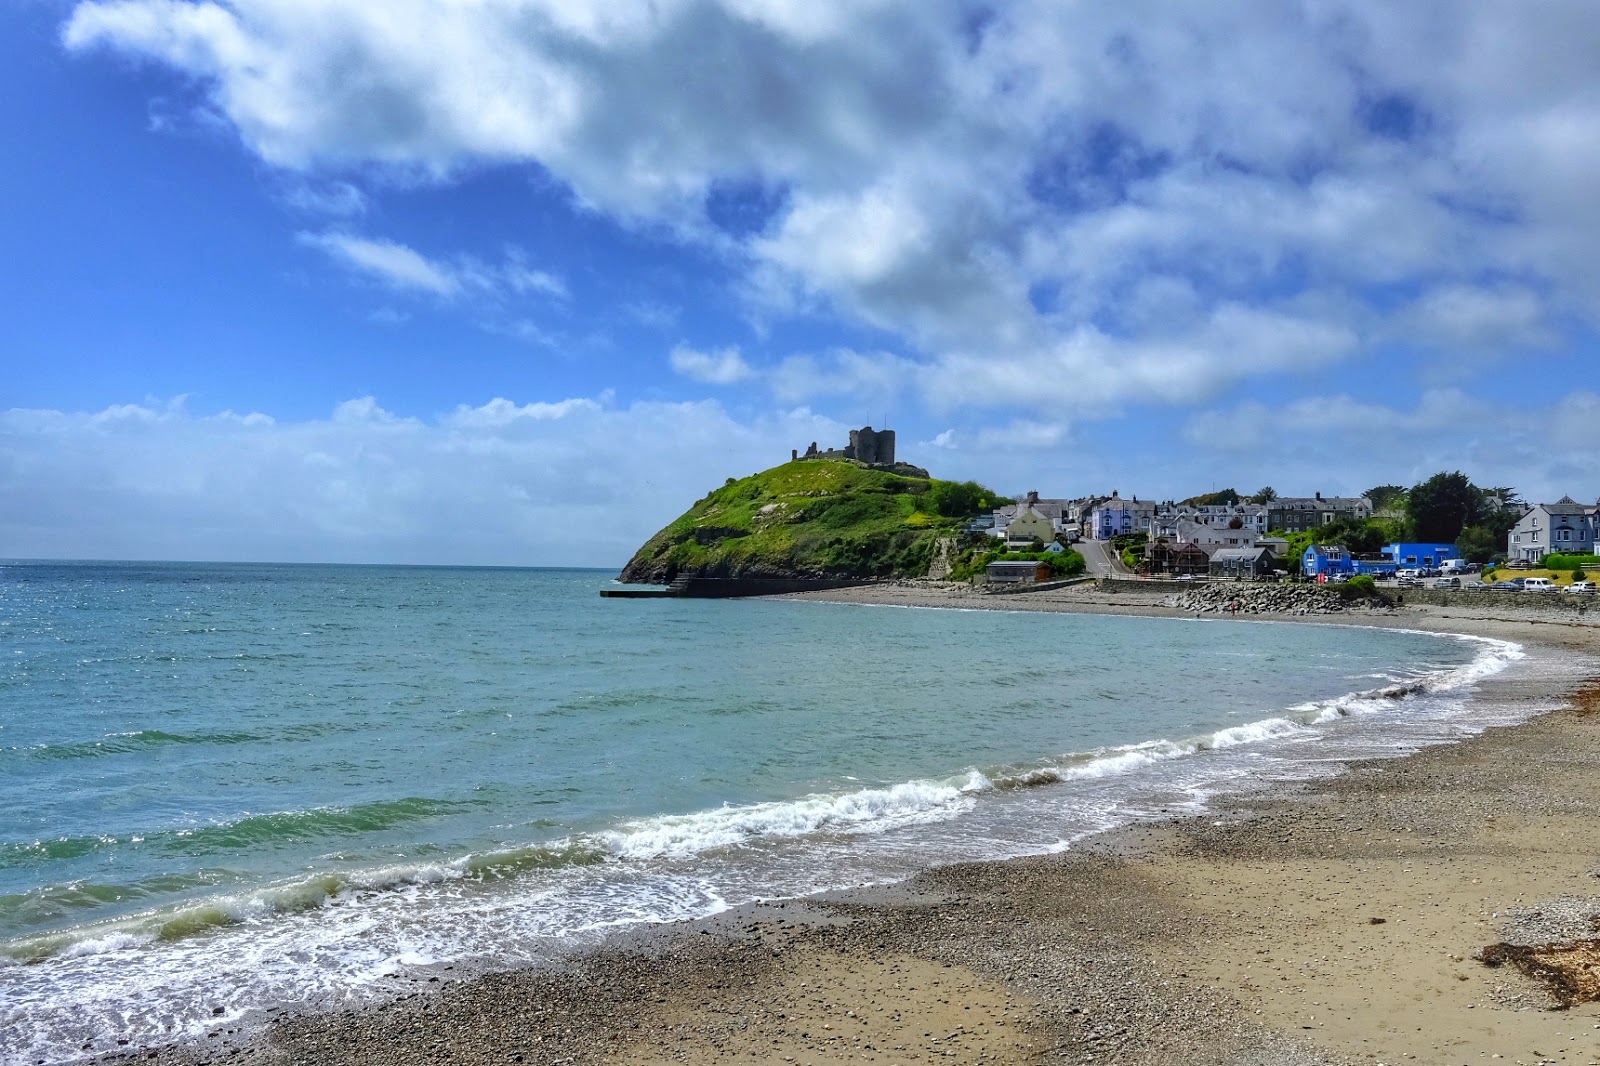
[618,459,969,584]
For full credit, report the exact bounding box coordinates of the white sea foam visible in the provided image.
[598,779,974,860]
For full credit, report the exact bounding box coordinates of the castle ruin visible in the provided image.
[792,426,896,467]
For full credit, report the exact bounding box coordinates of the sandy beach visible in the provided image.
[109,586,1600,1066]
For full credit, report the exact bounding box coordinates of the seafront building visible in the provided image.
[1507,497,1599,564]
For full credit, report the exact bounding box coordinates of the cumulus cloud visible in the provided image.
[0,396,846,566]
[62,1,1600,414]
[669,344,752,385]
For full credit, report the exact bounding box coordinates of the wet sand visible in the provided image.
[110,589,1600,1066]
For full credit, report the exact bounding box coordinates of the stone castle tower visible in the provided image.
[794,426,896,467]
[847,426,895,466]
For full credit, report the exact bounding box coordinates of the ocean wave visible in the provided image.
[0,796,489,872]
[12,728,267,762]
[971,635,1521,793]
[598,779,976,860]
[0,841,604,964]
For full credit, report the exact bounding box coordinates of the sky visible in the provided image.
[4,0,1599,567]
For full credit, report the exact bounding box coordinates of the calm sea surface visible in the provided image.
[0,562,1522,1063]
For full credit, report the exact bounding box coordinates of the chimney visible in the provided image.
[1315,491,1322,500]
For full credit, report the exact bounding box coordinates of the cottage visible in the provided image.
[1004,502,1058,549]
[1209,546,1278,580]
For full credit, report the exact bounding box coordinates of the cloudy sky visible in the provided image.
[4,1,1598,566]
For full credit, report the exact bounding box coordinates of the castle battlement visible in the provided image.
[793,426,896,467]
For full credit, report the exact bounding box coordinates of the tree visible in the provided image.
[1406,471,1483,543]
[1364,484,1408,512]
[1455,526,1498,564]
[927,479,1003,518]
[1315,516,1403,555]
[1182,488,1240,506]
[1251,486,1277,504]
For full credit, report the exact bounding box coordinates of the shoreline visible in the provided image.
[96,590,1600,1066]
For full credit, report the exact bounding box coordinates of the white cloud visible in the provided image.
[278,179,367,216]
[1390,284,1556,355]
[669,344,752,385]
[298,232,460,296]
[297,231,570,309]
[63,1,1600,413]
[0,396,848,567]
[769,348,918,406]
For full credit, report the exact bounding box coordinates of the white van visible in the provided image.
[1521,577,1556,593]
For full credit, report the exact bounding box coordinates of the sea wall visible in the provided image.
[673,576,880,598]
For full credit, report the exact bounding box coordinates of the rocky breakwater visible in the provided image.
[1169,582,1388,616]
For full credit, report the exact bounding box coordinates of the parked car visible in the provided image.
[1566,581,1595,594]
[1521,577,1556,592]
[1395,576,1422,588]
[1431,576,1460,589]
[1489,581,1521,591]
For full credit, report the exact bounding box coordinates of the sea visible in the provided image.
[0,561,1540,1064]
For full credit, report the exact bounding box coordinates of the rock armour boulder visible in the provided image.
[1168,583,1384,616]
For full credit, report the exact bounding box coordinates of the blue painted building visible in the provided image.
[1383,542,1459,568]
[1303,544,1399,578]
[1302,544,1353,577]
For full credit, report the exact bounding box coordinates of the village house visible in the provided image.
[1171,518,1263,554]
[1089,493,1157,539]
[1267,493,1373,532]
[1209,545,1279,580]
[1508,496,1598,563]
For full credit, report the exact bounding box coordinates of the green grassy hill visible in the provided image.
[618,459,999,583]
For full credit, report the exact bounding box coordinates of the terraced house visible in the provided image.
[1508,496,1598,563]
[1265,493,1373,533]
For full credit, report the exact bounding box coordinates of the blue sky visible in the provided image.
[4,0,1598,566]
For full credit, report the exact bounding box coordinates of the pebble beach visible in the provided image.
[101,584,1600,1066]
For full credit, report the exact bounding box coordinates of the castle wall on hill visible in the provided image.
[794,425,896,467]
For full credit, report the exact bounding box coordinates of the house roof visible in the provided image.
[1212,546,1274,562]
[1538,496,1589,516]
[1272,496,1372,510]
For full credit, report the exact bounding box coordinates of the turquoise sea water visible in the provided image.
[0,562,1521,1063]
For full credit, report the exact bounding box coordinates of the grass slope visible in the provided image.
[619,459,969,583]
